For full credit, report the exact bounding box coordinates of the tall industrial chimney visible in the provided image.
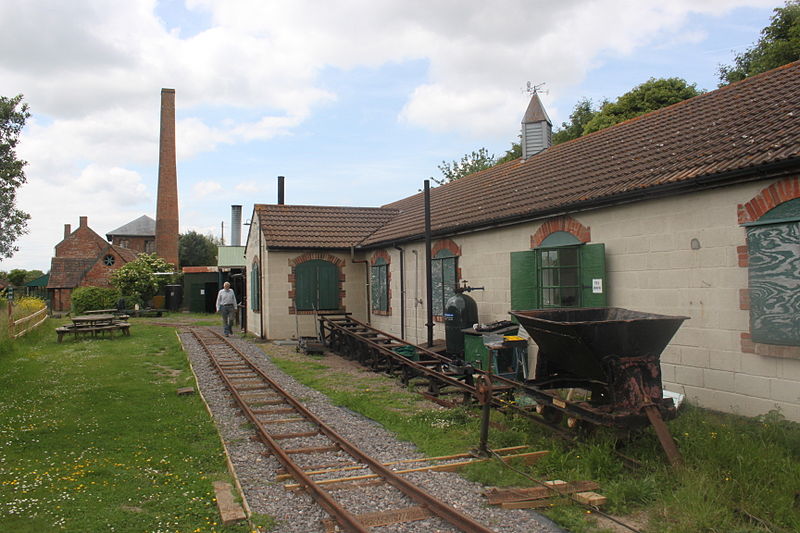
[231,205,242,246]
[155,88,179,268]
[277,176,285,205]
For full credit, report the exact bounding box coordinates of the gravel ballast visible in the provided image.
[181,328,566,533]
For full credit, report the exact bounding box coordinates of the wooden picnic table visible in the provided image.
[84,309,118,315]
[57,314,131,342]
[72,314,117,327]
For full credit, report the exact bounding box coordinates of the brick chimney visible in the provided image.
[155,88,179,268]
[64,224,71,239]
[79,216,88,228]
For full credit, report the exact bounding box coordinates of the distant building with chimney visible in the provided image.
[46,216,137,312]
[45,89,181,311]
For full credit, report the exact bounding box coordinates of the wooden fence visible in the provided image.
[7,303,48,339]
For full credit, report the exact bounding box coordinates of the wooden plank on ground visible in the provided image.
[486,481,600,505]
[574,491,607,506]
[284,450,548,490]
[212,481,246,525]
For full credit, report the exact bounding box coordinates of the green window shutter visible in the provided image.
[579,243,607,307]
[317,261,338,310]
[250,261,260,311]
[510,250,539,310]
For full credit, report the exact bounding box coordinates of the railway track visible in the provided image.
[188,327,498,533]
[318,314,650,469]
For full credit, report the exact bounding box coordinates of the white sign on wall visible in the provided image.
[592,279,603,294]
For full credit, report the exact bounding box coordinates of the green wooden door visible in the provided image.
[296,260,339,311]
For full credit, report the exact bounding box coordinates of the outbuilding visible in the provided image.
[245,61,800,421]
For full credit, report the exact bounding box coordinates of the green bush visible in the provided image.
[71,286,119,314]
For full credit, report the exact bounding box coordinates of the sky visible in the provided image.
[0,0,781,271]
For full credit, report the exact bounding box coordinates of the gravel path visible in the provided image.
[181,327,567,533]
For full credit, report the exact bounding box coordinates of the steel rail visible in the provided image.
[319,316,644,469]
[190,327,495,533]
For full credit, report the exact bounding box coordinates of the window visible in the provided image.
[145,240,155,253]
[295,259,339,311]
[432,249,457,316]
[746,198,800,346]
[103,254,115,266]
[539,247,581,307]
[511,238,606,310]
[250,259,260,312]
[119,239,129,248]
[371,257,389,312]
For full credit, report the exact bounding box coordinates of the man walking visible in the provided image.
[216,281,237,336]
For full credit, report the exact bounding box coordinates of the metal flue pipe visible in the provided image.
[424,180,433,348]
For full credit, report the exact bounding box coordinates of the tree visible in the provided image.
[7,269,28,286]
[495,139,522,165]
[0,95,31,260]
[431,147,496,185]
[552,98,599,145]
[179,231,219,267]
[6,268,44,286]
[719,1,800,85]
[582,77,702,135]
[110,253,175,304]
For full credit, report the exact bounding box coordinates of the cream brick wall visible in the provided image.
[249,177,800,421]
[264,250,368,340]
[244,210,263,336]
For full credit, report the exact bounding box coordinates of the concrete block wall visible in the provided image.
[245,177,800,421]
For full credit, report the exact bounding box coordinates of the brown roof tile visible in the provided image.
[47,258,96,288]
[255,204,400,248]
[363,61,800,245]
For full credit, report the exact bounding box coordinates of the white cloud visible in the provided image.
[0,0,777,269]
[193,180,223,197]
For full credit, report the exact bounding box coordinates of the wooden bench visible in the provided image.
[56,322,131,342]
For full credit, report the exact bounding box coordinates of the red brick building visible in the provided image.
[47,216,137,312]
[106,214,156,253]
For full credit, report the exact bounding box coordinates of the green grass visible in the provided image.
[0,318,254,533]
[268,346,800,533]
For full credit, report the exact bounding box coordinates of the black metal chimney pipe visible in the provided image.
[277,176,285,205]
[424,180,433,348]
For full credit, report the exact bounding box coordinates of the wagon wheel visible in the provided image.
[537,404,563,425]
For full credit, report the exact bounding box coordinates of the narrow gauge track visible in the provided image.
[319,315,645,469]
[189,327,497,533]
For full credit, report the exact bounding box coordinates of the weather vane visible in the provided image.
[525,81,548,95]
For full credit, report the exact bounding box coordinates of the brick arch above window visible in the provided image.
[288,252,346,268]
[530,215,591,248]
[371,249,391,265]
[431,238,461,258]
[737,176,800,224]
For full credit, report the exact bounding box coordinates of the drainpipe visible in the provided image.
[424,180,433,348]
[259,218,265,340]
[351,246,370,324]
[393,243,405,339]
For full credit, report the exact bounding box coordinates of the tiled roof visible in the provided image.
[47,258,96,288]
[112,245,138,262]
[106,215,155,238]
[47,246,137,288]
[255,204,400,249]
[362,61,800,246]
